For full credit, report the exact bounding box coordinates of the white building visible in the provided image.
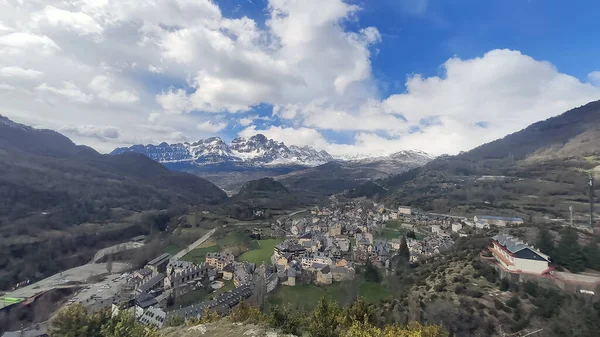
[398,206,412,215]
[451,223,463,232]
[489,234,551,275]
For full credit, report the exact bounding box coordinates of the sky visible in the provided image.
[0,0,599,158]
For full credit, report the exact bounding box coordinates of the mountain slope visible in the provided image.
[375,100,600,221]
[0,115,228,288]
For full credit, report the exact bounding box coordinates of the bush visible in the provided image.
[499,278,510,291]
[506,296,520,308]
[523,281,539,297]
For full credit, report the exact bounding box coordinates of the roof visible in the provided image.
[137,273,164,293]
[493,234,549,260]
[147,253,170,266]
[479,215,523,222]
[222,263,234,273]
[136,292,158,308]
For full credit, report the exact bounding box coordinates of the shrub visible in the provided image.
[506,296,520,308]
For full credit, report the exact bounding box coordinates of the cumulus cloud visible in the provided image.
[0,1,598,158]
[197,121,227,133]
[589,71,600,86]
[89,75,139,103]
[34,6,103,36]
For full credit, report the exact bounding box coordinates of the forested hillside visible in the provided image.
[0,116,227,289]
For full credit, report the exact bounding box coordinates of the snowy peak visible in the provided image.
[111,134,334,168]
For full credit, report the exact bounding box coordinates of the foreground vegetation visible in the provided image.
[51,296,448,337]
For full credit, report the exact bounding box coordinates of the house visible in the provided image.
[301,253,333,269]
[222,264,234,281]
[451,223,463,232]
[205,252,235,271]
[489,234,552,274]
[474,215,524,227]
[274,241,307,258]
[136,273,164,295]
[331,266,355,282]
[431,225,442,234]
[398,206,412,215]
[315,265,333,285]
[164,264,206,294]
[390,238,402,251]
[329,223,342,237]
[146,253,170,275]
[132,267,152,283]
[336,258,349,267]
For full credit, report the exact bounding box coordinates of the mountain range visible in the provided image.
[111,134,334,169]
[111,135,433,192]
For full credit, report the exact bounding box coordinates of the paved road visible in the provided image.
[171,228,217,260]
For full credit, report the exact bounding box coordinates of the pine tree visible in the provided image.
[556,227,586,273]
[536,227,554,256]
[398,236,410,261]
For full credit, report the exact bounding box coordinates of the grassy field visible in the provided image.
[269,276,389,310]
[181,246,220,264]
[239,238,283,265]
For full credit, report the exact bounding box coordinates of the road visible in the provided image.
[171,228,217,260]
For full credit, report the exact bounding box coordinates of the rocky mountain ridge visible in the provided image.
[111,134,334,168]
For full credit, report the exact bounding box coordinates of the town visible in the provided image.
[4,198,599,337]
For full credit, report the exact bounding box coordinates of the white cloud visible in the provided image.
[0,66,43,79]
[59,124,120,140]
[148,113,161,122]
[238,117,254,126]
[36,82,93,103]
[197,121,227,133]
[89,75,139,103]
[0,1,598,158]
[148,64,163,73]
[0,32,60,52]
[589,71,600,86]
[0,82,15,90]
[35,6,103,36]
[239,125,330,149]
[156,88,191,114]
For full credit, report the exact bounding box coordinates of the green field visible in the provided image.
[239,238,283,265]
[181,246,220,264]
[269,277,389,310]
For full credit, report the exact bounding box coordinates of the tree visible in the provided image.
[536,227,554,256]
[555,227,586,273]
[398,236,410,261]
[101,311,152,337]
[49,304,106,337]
[306,297,342,337]
[106,254,113,274]
[583,240,600,270]
[363,260,381,283]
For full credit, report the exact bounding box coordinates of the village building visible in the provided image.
[490,234,552,274]
[222,264,234,280]
[205,252,235,271]
[398,206,412,215]
[315,265,333,285]
[146,253,170,275]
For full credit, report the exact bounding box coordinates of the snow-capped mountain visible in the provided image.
[111,134,334,168]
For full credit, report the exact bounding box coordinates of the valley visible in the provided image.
[1,101,600,337]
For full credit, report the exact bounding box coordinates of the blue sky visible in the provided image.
[1,0,599,157]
